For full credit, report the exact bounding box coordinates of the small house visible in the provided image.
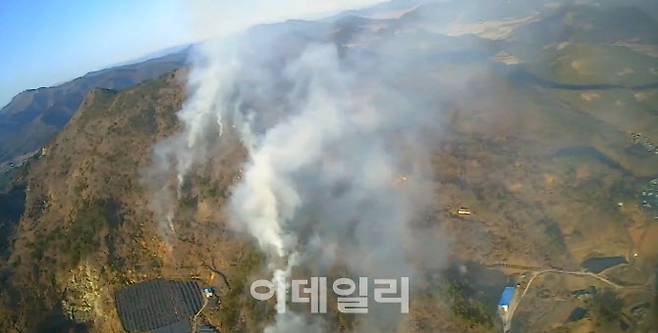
[498,287,516,313]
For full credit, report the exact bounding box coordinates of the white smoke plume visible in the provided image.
[147,1,453,331]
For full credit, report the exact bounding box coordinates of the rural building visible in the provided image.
[498,286,517,332]
[498,286,516,313]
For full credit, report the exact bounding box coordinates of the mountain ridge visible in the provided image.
[0,49,190,164]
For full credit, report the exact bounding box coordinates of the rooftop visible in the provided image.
[498,286,516,306]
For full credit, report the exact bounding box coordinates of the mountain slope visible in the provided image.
[0,69,267,333]
[0,71,188,332]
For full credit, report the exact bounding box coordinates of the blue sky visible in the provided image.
[0,0,192,107]
[0,0,381,107]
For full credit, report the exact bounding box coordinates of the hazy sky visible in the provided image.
[0,0,382,107]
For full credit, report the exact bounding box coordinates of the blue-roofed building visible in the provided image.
[498,287,516,312]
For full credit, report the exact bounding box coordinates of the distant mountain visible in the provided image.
[0,49,189,164]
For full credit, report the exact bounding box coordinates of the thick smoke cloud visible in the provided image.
[147,2,452,331]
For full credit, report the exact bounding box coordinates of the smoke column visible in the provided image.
[148,2,451,331]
